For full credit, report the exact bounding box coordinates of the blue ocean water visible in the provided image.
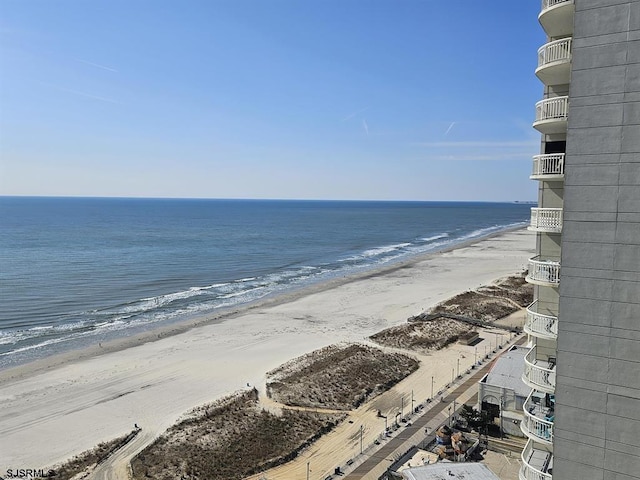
[0,197,530,368]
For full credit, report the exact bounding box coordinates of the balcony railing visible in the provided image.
[523,346,556,393]
[536,38,572,85]
[542,0,573,11]
[535,97,568,122]
[526,256,560,286]
[534,97,569,134]
[525,301,558,340]
[539,0,574,38]
[522,390,554,444]
[532,154,564,179]
[520,439,553,480]
[529,208,563,233]
[538,38,572,68]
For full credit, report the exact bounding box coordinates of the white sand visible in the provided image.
[0,229,535,474]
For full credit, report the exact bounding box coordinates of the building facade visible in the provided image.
[522,1,640,479]
[478,345,530,438]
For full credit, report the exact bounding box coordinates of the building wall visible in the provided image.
[477,383,526,438]
[554,1,640,479]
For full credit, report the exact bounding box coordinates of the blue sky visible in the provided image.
[0,0,545,201]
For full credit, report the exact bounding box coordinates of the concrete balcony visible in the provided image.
[522,390,554,444]
[531,154,564,180]
[526,256,560,286]
[534,97,568,135]
[523,347,556,394]
[539,0,574,38]
[529,208,563,233]
[520,439,553,480]
[525,301,558,340]
[536,38,572,85]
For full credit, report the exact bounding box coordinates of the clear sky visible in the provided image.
[0,0,545,201]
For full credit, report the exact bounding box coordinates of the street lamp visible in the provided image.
[500,394,505,439]
[431,376,434,399]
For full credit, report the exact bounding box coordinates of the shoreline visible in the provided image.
[0,227,535,471]
[0,224,526,384]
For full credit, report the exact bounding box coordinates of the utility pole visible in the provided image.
[500,394,505,439]
[452,368,454,384]
[431,376,434,399]
[457,358,460,378]
[401,396,404,420]
[453,399,456,426]
[360,425,363,454]
[306,461,310,480]
[411,390,415,413]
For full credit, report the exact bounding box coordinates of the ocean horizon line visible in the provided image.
[0,195,537,204]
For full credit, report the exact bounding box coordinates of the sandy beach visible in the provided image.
[0,228,535,475]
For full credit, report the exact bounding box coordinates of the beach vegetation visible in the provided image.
[130,389,344,480]
[429,272,533,321]
[369,318,471,353]
[266,343,419,410]
[46,429,139,480]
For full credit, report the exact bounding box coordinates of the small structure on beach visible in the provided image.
[459,331,480,345]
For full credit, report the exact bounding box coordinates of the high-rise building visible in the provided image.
[521,1,640,479]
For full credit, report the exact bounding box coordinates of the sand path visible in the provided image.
[0,229,534,476]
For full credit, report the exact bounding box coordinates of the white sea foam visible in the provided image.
[342,242,413,262]
[420,233,449,242]
[457,222,526,242]
[219,286,266,299]
[189,283,229,291]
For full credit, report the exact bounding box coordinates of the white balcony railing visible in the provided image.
[539,0,574,38]
[523,346,556,393]
[538,38,572,68]
[542,0,573,10]
[534,97,569,134]
[532,154,565,179]
[526,256,560,286]
[520,439,553,480]
[535,97,569,123]
[525,301,558,340]
[522,390,554,444]
[529,208,563,233]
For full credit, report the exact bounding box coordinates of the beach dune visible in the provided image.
[0,229,535,474]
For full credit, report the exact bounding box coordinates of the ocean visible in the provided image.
[0,197,530,369]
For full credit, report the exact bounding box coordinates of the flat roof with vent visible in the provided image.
[400,462,500,480]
